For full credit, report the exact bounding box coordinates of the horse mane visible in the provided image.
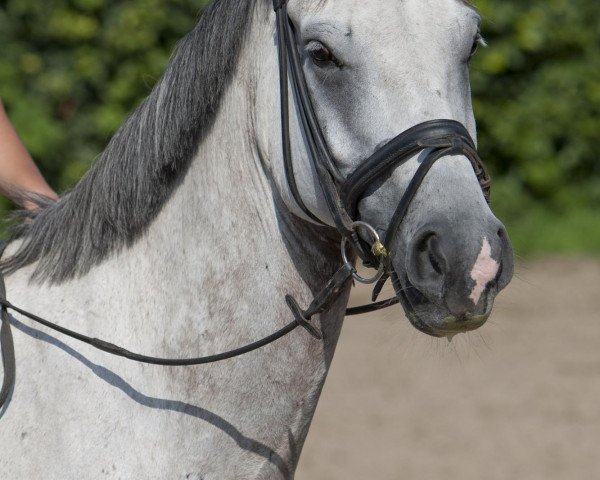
[1,0,259,282]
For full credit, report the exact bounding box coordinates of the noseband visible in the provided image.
[0,1,491,410]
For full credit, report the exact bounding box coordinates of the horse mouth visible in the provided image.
[391,273,490,337]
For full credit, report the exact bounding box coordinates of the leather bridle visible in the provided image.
[0,0,490,410]
[274,0,490,300]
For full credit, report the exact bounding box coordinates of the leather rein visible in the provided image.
[0,0,490,410]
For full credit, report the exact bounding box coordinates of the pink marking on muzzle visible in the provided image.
[469,238,499,305]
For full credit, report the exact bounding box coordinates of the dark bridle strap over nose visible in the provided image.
[341,120,491,247]
[342,120,490,220]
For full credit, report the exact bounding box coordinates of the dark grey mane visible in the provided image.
[1,0,258,282]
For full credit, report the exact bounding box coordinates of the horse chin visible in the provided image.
[391,272,491,338]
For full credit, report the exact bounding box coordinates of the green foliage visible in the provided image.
[0,0,599,254]
[474,0,600,190]
[471,0,600,255]
[0,0,207,192]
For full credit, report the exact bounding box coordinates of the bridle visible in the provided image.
[0,0,490,410]
[273,0,490,302]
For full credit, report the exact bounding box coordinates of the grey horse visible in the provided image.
[0,0,513,478]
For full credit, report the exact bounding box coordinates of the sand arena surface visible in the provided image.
[297,259,600,480]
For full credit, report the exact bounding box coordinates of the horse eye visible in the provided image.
[469,40,479,59]
[307,41,339,67]
[468,33,485,62]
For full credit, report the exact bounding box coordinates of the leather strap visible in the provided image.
[276,3,352,233]
[272,0,287,11]
[342,120,490,220]
[0,241,15,410]
[0,265,352,370]
[276,2,322,224]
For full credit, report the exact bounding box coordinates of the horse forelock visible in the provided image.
[0,0,262,283]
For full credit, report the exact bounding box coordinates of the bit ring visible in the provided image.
[341,221,386,284]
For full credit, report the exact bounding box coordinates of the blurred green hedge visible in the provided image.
[1,0,599,255]
[0,0,206,189]
[471,0,600,255]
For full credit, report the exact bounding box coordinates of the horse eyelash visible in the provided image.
[467,32,487,63]
[476,33,488,48]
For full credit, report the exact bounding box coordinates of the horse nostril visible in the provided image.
[428,249,443,275]
[424,234,445,276]
[494,223,514,291]
[417,234,432,253]
[412,232,446,282]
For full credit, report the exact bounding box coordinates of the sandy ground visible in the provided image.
[296,258,600,480]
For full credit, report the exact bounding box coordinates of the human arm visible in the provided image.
[0,100,58,208]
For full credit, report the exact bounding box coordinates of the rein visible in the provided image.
[0,242,387,410]
[0,246,15,409]
[0,0,491,410]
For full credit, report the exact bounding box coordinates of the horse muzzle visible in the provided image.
[391,216,514,338]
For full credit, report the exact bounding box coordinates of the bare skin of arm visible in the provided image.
[0,100,58,209]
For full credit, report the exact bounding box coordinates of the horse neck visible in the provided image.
[5,44,349,473]
[138,59,346,330]
[122,69,348,469]
[2,9,350,475]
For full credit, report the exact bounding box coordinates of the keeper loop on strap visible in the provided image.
[286,295,323,339]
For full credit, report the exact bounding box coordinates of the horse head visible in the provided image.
[258,0,514,338]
